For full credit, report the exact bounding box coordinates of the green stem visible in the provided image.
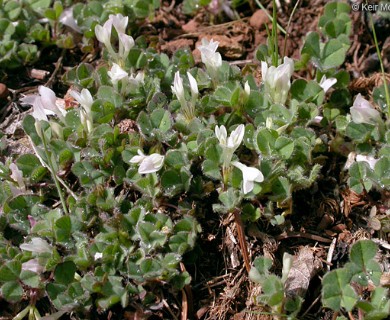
[283,0,301,58]
[40,127,69,215]
[272,0,278,66]
[253,0,286,35]
[369,4,390,118]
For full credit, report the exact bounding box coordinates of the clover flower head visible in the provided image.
[319,75,337,93]
[118,33,134,59]
[198,38,222,70]
[130,150,164,174]
[261,57,294,105]
[70,88,93,112]
[215,124,245,151]
[95,19,113,47]
[20,86,66,121]
[232,161,264,194]
[350,94,382,125]
[109,13,128,34]
[171,71,185,103]
[187,71,198,97]
[10,163,25,190]
[108,63,128,83]
[355,154,378,170]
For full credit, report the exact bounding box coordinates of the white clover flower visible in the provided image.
[94,252,103,261]
[215,124,245,151]
[22,259,44,274]
[125,71,145,93]
[232,161,264,194]
[20,237,52,254]
[130,149,164,174]
[244,81,250,97]
[187,72,199,97]
[95,19,113,48]
[198,38,222,73]
[356,154,378,170]
[108,63,128,84]
[261,57,294,105]
[70,88,93,113]
[109,13,128,34]
[20,86,66,121]
[59,7,81,33]
[118,33,134,60]
[215,124,245,169]
[71,88,94,133]
[171,71,185,104]
[319,75,337,93]
[9,163,25,190]
[350,94,382,125]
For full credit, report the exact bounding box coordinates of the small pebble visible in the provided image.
[249,10,269,30]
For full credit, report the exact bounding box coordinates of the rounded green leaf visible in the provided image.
[350,240,377,269]
[1,281,23,302]
[54,261,76,285]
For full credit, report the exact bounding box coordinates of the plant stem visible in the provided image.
[368,5,390,117]
[283,0,301,58]
[233,209,251,273]
[40,127,69,215]
[272,0,279,66]
[254,0,286,35]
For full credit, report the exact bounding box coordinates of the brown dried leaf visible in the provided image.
[284,246,322,298]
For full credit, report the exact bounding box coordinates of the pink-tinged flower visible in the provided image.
[20,86,66,121]
[350,94,382,125]
[22,259,44,274]
[71,88,94,133]
[9,163,25,190]
[232,161,264,194]
[59,7,81,33]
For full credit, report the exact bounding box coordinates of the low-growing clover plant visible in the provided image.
[249,240,389,319]
[322,240,389,319]
[0,0,160,70]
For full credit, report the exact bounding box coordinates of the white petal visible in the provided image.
[138,154,164,174]
[59,7,81,33]
[356,154,378,170]
[187,72,198,96]
[130,150,145,164]
[108,63,128,82]
[172,71,184,101]
[109,14,128,34]
[244,81,250,97]
[228,124,245,149]
[319,75,337,93]
[215,125,227,146]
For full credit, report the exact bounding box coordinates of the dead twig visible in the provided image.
[233,209,251,273]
